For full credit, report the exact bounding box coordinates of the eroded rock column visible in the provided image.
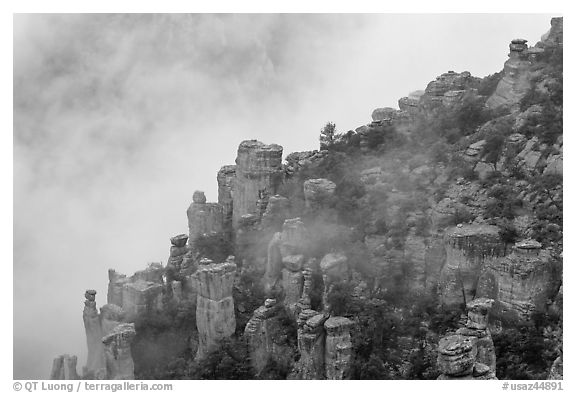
[324,316,354,380]
[233,140,284,230]
[50,355,79,380]
[320,253,349,312]
[293,310,328,379]
[195,257,237,359]
[187,190,224,245]
[83,290,106,379]
[244,298,281,374]
[102,323,136,380]
[437,298,497,380]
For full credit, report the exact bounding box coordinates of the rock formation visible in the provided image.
[477,239,561,317]
[102,323,136,380]
[187,190,224,243]
[419,71,478,109]
[50,355,79,380]
[303,178,336,210]
[195,257,237,359]
[260,194,289,231]
[244,298,285,375]
[233,140,284,229]
[486,38,533,109]
[264,218,311,316]
[439,224,507,306]
[320,253,349,312]
[217,165,237,235]
[83,290,106,379]
[292,310,328,379]
[107,264,164,321]
[165,234,190,298]
[437,298,497,380]
[324,316,354,379]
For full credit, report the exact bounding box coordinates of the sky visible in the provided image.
[13,13,558,379]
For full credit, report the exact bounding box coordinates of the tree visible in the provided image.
[319,122,336,150]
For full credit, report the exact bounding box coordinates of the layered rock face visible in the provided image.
[50,355,79,380]
[477,240,561,317]
[437,298,497,380]
[187,190,224,243]
[83,290,106,379]
[439,224,508,306]
[303,178,336,210]
[233,140,284,230]
[487,39,533,109]
[324,316,354,380]
[195,257,237,359]
[102,323,136,380]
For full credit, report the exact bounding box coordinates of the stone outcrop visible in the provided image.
[244,298,287,375]
[165,234,190,298]
[284,150,328,178]
[437,298,497,380]
[107,264,164,321]
[398,90,424,114]
[487,38,533,109]
[291,312,353,380]
[50,354,79,380]
[217,165,237,235]
[324,316,354,380]
[187,190,224,243]
[260,194,289,232]
[264,218,311,317]
[420,71,478,109]
[292,310,328,379]
[538,17,563,49]
[455,298,496,372]
[303,178,336,210]
[83,290,106,379]
[477,239,561,317]
[320,253,348,312]
[233,140,284,229]
[439,224,507,306]
[195,257,237,359]
[371,107,398,122]
[102,323,136,380]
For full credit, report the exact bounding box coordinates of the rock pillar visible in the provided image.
[83,290,106,379]
[195,257,237,359]
[102,323,136,380]
[233,140,283,230]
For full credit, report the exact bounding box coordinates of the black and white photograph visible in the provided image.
[11,8,565,385]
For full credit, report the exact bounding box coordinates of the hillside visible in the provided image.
[50,17,563,381]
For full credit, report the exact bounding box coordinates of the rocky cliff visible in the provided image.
[57,17,562,381]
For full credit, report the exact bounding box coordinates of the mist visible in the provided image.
[13,13,556,379]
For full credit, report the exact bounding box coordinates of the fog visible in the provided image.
[13,13,556,379]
